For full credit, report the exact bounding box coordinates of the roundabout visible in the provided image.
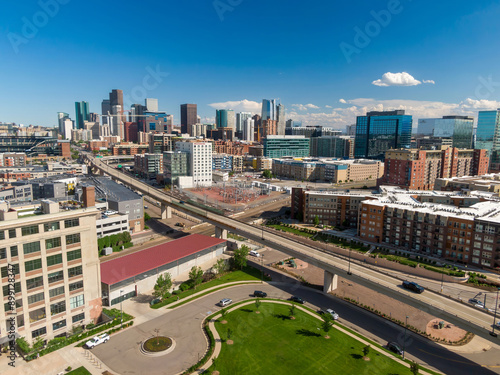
[140,336,176,357]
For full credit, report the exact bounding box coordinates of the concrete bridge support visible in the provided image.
[161,204,172,220]
[323,270,338,293]
[215,226,228,240]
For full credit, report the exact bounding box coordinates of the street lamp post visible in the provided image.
[440,272,444,294]
[120,289,124,329]
[402,315,409,360]
[261,255,264,284]
[490,287,500,337]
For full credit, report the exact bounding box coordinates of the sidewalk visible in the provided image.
[198,300,439,375]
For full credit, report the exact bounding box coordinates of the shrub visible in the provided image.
[172,290,182,295]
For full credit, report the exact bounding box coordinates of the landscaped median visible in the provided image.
[183,300,439,375]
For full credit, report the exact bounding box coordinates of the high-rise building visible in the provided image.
[310,136,352,158]
[175,141,212,187]
[346,124,356,135]
[243,117,255,141]
[384,147,489,190]
[417,116,474,149]
[57,112,70,135]
[263,135,310,158]
[109,89,123,109]
[145,98,158,112]
[216,109,236,130]
[261,99,277,121]
[74,102,89,129]
[477,110,500,170]
[101,99,111,125]
[236,112,252,133]
[180,104,197,134]
[286,119,302,128]
[277,104,286,135]
[354,110,412,160]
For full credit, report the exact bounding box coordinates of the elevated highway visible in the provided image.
[83,153,499,343]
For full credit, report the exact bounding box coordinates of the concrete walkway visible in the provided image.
[199,300,440,375]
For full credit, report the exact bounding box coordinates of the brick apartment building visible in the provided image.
[384,147,489,190]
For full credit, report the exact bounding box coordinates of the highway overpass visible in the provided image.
[83,153,499,344]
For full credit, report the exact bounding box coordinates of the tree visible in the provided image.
[363,345,370,357]
[255,298,261,311]
[233,245,250,270]
[220,308,227,320]
[189,266,203,289]
[289,303,296,317]
[144,212,151,221]
[262,169,272,179]
[313,215,320,226]
[153,272,172,299]
[321,314,333,336]
[410,361,419,375]
[214,258,228,278]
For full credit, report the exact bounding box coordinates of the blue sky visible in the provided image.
[2,0,500,129]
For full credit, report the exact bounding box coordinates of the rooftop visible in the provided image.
[100,234,226,285]
[79,176,142,202]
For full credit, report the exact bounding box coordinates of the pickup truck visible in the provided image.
[86,333,110,348]
[402,281,424,294]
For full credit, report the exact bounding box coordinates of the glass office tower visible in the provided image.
[354,110,412,160]
[476,110,500,168]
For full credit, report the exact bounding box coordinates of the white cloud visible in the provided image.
[285,97,500,130]
[208,99,261,113]
[339,99,347,104]
[372,72,434,87]
[325,105,333,108]
[292,103,320,111]
[422,80,435,84]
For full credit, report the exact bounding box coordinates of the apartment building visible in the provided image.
[435,174,500,193]
[111,143,148,156]
[134,153,163,180]
[384,147,489,190]
[175,141,212,187]
[0,199,101,345]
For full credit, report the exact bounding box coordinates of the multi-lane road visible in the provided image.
[85,154,498,344]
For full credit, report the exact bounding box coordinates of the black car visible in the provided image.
[289,296,305,304]
[254,291,267,298]
[387,342,403,356]
[402,281,424,294]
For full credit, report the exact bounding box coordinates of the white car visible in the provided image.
[86,333,110,348]
[249,250,260,257]
[319,308,339,320]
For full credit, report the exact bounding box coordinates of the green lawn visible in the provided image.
[67,366,92,375]
[267,224,315,238]
[209,303,412,375]
[151,266,264,309]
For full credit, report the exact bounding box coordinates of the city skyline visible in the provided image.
[2,1,500,128]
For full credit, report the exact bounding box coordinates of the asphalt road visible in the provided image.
[92,269,499,375]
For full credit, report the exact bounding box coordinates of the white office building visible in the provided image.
[243,118,255,141]
[175,141,212,187]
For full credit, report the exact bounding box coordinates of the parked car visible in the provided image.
[179,200,185,204]
[318,308,339,320]
[468,298,485,308]
[289,296,305,304]
[249,250,261,257]
[219,298,232,307]
[144,205,148,209]
[86,333,110,348]
[254,291,267,298]
[387,342,403,356]
[402,281,424,294]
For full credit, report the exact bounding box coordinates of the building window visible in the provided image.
[0,230,4,240]
[0,248,5,260]
[72,312,85,323]
[8,229,16,238]
[69,294,84,309]
[52,320,66,331]
[27,292,44,305]
[69,281,83,291]
[1,264,19,277]
[23,241,40,255]
[48,270,64,284]
[29,307,46,322]
[50,301,66,315]
[66,233,80,245]
[68,265,82,278]
[10,246,18,257]
[64,218,79,228]
[67,249,82,262]
[49,286,65,298]
[26,276,43,290]
[47,254,63,267]
[21,225,39,236]
[44,222,60,232]
[2,282,21,296]
[25,258,42,272]
[45,237,61,250]
[31,327,47,339]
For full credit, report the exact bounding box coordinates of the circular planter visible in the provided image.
[140,336,176,357]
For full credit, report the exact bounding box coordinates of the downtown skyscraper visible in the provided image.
[180,104,197,134]
[74,101,89,129]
